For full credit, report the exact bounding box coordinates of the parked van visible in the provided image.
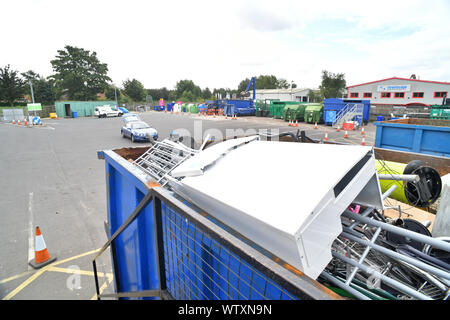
[94,105,122,118]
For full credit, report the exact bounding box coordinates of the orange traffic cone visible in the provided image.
[12,120,15,125]
[324,130,328,141]
[361,126,365,135]
[361,135,366,146]
[314,122,318,129]
[337,125,340,132]
[29,226,56,269]
[295,120,298,127]
[344,130,349,138]
[288,120,291,126]
[18,120,21,125]
[24,120,28,126]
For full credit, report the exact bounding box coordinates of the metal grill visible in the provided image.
[133,140,198,186]
[321,207,450,300]
[161,203,296,300]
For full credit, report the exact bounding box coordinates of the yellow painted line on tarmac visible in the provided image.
[2,267,48,300]
[90,274,114,300]
[2,248,101,300]
[0,270,33,285]
[47,266,112,278]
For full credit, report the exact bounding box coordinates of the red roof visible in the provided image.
[347,77,450,89]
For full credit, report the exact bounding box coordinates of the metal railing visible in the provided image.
[332,103,364,128]
[92,187,339,300]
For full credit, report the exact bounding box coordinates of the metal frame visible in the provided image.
[92,186,340,300]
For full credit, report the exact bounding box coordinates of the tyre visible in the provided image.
[131,134,135,142]
[121,130,126,138]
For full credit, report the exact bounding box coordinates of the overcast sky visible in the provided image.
[1,0,449,90]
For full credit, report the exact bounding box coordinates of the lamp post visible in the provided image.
[84,81,87,101]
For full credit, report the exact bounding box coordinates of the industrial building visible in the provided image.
[346,77,450,107]
[254,88,313,102]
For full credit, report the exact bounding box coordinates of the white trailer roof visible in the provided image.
[169,138,384,279]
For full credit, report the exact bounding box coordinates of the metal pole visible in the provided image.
[378,174,420,183]
[29,80,35,103]
[343,210,450,252]
[333,251,432,300]
[341,231,450,281]
[29,80,35,118]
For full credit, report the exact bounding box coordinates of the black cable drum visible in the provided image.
[403,161,442,207]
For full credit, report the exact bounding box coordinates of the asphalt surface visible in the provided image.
[0,111,376,299]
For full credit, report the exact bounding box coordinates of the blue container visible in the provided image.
[166,103,175,112]
[96,148,305,300]
[323,98,371,125]
[97,148,333,300]
[324,110,336,125]
[198,104,206,113]
[225,99,254,109]
[72,111,78,118]
[377,116,384,121]
[374,120,450,157]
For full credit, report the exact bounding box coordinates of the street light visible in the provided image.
[84,81,87,101]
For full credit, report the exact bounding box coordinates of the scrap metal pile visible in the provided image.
[323,206,449,300]
[132,135,450,300]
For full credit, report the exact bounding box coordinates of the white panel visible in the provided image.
[169,140,384,279]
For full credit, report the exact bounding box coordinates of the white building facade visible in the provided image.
[254,88,313,102]
[346,77,449,106]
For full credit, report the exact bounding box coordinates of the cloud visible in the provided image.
[0,0,449,91]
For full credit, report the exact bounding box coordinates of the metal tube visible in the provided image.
[320,272,371,300]
[382,184,398,200]
[341,231,450,281]
[332,251,432,300]
[349,206,375,230]
[343,210,450,252]
[345,227,382,285]
[378,174,420,183]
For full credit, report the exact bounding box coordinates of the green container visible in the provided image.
[282,104,307,121]
[304,104,324,123]
[189,104,198,114]
[430,105,450,120]
[270,101,284,119]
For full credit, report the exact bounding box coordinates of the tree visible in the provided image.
[147,87,169,101]
[237,75,297,97]
[105,85,120,101]
[307,89,322,103]
[123,79,146,102]
[0,65,26,106]
[181,90,194,102]
[319,70,346,99]
[202,87,212,99]
[175,80,201,100]
[21,70,55,104]
[50,45,111,100]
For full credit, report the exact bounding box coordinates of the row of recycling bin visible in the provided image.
[257,101,324,124]
[152,100,257,117]
[257,98,371,125]
[153,103,206,114]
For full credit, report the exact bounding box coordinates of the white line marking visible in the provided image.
[28,192,34,269]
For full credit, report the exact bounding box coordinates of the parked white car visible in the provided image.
[94,105,123,118]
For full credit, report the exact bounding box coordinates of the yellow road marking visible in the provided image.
[47,266,112,278]
[90,274,114,300]
[2,267,48,300]
[2,248,102,300]
[0,271,33,285]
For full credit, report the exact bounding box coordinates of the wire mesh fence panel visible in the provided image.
[160,202,297,300]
